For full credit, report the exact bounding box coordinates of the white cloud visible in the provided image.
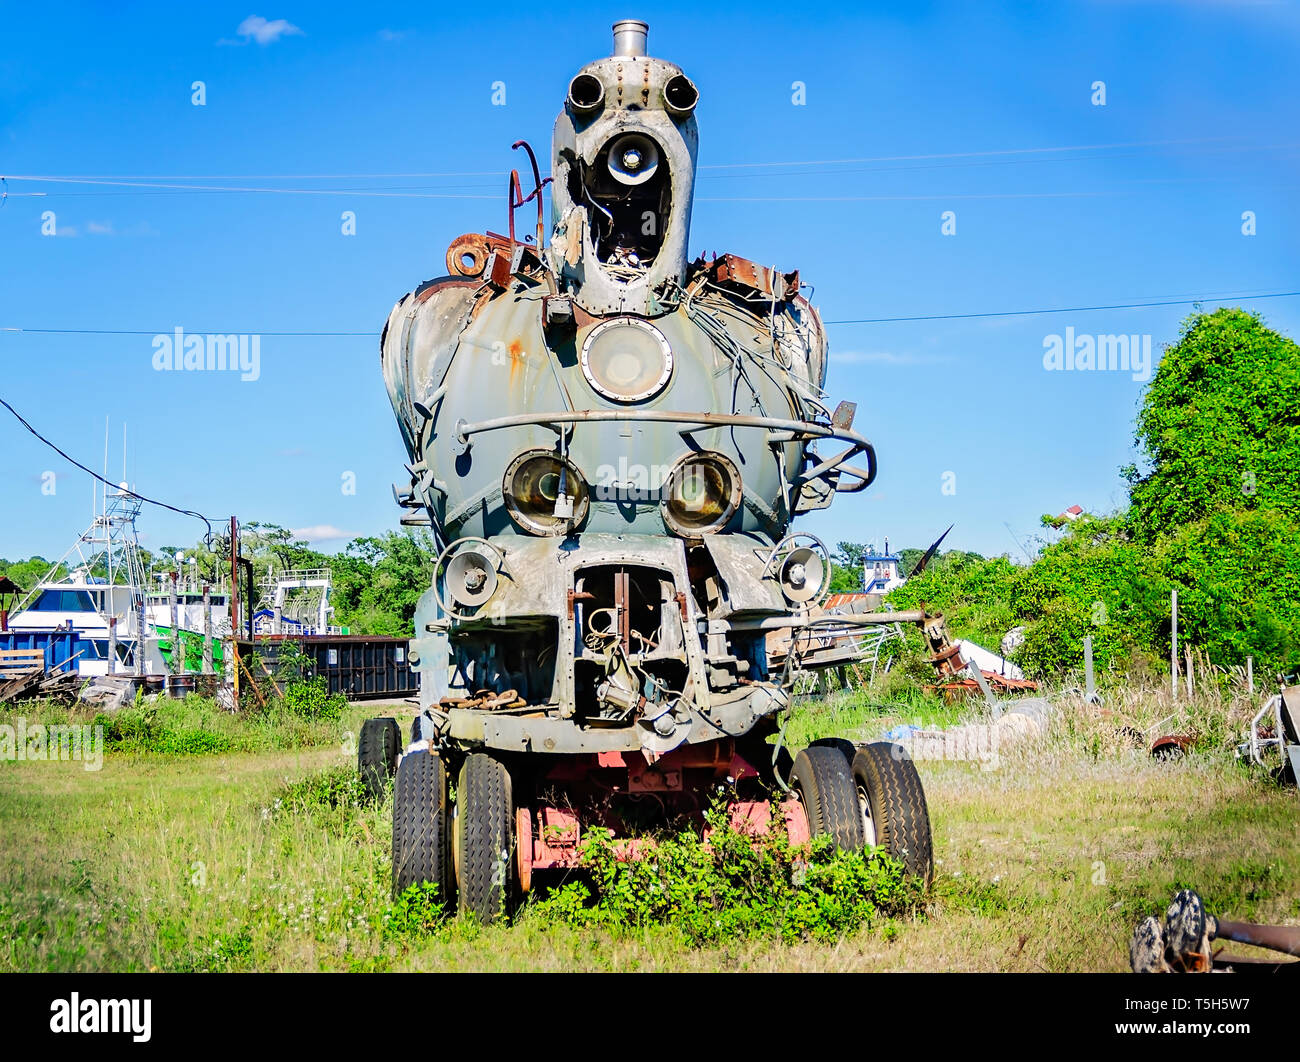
[291,524,356,543]
[377,29,406,41]
[86,220,114,235]
[229,15,304,46]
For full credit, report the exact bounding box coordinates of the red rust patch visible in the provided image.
[507,338,525,382]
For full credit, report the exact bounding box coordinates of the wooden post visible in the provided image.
[137,591,149,675]
[1084,634,1096,703]
[229,517,240,710]
[107,616,117,676]
[1185,646,1194,698]
[1247,656,1254,695]
[1171,589,1179,699]
[169,571,182,676]
[202,585,213,675]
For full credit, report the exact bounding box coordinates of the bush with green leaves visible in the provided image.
[270,766,369,818]
[268,641,346,722]
[880,309,1300,681]
[526,795,921,945]
[281,675,345,722]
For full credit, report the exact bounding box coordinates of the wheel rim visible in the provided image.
[515,806,533,894]
[857,782,878,848]
[451,801,461,882]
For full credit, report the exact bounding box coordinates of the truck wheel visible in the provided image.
[455,753,514,924]
[809,737,857,763]
[851,742,934,884]
[392,749,453,905]
[358,717,401,802]
[790,746,865,851]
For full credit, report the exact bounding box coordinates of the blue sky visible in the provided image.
[1,1,1297,563]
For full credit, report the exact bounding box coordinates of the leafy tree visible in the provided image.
[0,556,64,595]
[888,552,1021,652]
[880,309,1300,679]
[1151,508,1300,670]
[826,541,872,594]
[332,531,438,636]
[1012,516,1163,676]
[1128,308,1300,543]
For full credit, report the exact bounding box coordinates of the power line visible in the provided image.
[697,136,1251,170]
[2,289,1295,337]
[823,290,1300,325]
[699,191,1105,202]
[1,327,370,336]
[0,176,499,199]
[0,396,217,539]
[2,135,1270,184]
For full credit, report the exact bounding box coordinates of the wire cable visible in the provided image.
[823,290,1300,325]
[0,396,216,540]
[3,290,1296,337]
[2,135,1276,184]
[0,327,370,336]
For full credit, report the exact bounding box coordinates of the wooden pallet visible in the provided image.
[0,650,82,704]
[0,648,45,676]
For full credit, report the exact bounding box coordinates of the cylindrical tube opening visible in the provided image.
[663,74,699,116]
[568,73,605,114]
[612,19,648,57]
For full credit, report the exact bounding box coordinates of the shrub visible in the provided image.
[526,794,922,945]
[281,676,345,722]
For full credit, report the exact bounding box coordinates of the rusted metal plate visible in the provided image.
[709,254,801,301]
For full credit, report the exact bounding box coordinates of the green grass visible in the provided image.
[0,682,1296,971]
[5,692,386,758]
[784,686,968,749]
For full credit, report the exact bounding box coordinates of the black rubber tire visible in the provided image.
[809,737,857,764]
[455,753,514,924]
[358,717,401,802]
[851,742,934,884]
[392,749,453,904]
[790,746,865,851]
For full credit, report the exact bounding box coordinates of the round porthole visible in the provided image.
[660,451,742,536]
[502,450,589,536]
[579,317,674,404]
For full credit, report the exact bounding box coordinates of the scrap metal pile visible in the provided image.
[0,649,80,705]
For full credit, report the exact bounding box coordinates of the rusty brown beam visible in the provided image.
[1216,918,1300,958]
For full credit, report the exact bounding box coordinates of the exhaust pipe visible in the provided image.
[612,18,648,57]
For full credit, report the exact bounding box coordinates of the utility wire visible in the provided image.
[0,176,499,199]
[0,396,216,540]
[1,327,370,336]
[823,290,1300,325]
[2,135,1274,183]
[3,290,1296,337]
[697,136,1256,170]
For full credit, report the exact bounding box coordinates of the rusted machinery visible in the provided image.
[1131,889,1299,973]
[1240,679,1300,785]
[361,19,933,921]
[768,606,1038,699]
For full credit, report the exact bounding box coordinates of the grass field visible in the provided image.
[1,686,1295,972]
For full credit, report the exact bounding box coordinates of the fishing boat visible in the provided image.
[3,485,168,676]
